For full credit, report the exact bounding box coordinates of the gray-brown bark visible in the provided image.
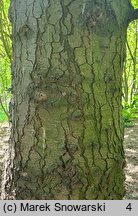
[1,0,137,200]
[129,8,138,22]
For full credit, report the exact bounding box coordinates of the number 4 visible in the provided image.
[126,203,132,211]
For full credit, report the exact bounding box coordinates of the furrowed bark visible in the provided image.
[1,0,135,200]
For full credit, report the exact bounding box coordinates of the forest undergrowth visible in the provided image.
[124,120,138,199]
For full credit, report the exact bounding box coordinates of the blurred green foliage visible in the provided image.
[0,0,11,122]
[123,99,138,127]
[122,0,138,127]
[131,0,138,8]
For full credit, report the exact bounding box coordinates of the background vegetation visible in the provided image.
[0,0,11,122]
[0,0,138,126]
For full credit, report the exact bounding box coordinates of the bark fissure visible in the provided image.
[2,0,135,200]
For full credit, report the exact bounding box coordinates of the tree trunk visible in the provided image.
[1,0,137,200]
